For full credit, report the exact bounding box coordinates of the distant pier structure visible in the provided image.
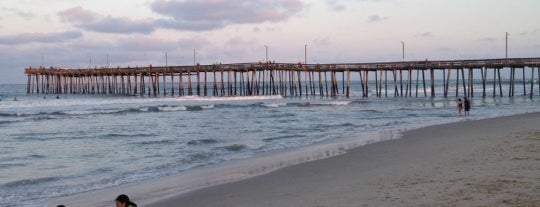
[24,58,540,98]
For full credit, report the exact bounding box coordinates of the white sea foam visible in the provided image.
[310,101,352,106]
[157,106,187,112]
[201,105,215,109]
[61,109,124,115]
[3,94,189,109]
[261,102,287,108]
[15,111,40,116]
[176,95,283,102]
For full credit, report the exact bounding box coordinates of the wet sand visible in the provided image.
[146,112,540,207]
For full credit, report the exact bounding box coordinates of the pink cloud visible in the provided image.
[58,6,97,23]
[59,6,155,34]
[151,0,305,30]
[57,1,306,34]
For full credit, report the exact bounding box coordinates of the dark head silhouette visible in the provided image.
[115,194,137,207]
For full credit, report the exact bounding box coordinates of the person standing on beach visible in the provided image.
[464,98,471,116]
[457,98,463,116]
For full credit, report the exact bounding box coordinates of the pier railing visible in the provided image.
[24,58,540,98]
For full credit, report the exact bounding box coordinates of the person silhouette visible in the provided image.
[457,98,463,116]
[115,194,137,207]
[464,97,471,116]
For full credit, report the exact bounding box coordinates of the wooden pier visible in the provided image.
[24,58,540,98]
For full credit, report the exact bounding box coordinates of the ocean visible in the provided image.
[1,81,539,206]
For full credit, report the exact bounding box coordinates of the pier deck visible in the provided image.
[24,58,540,98]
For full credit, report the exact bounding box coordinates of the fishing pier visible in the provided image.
[24,58,540,98]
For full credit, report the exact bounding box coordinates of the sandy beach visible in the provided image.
[145,112,540,207]
[48,112,540,207]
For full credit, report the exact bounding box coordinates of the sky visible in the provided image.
[0,0,539,84]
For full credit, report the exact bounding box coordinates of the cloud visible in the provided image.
[253,26,280,33]
[0,35,212,73]
[2,7,35,19]
[176,36,211,48]
[437,47,456,52]
[58,1,305,34]
[479,37,497,42]
[58,6,96,22]
[0,30,82,45]
[225,36,256,46]
[521,29,540,35]
[313,36,330,45]
[151,0,305,31]
[367,14,388,22]
[59,6,155,34]
[326,0,346,11]
[115,36,179,52]
[153,19,222,31]
[417,32,434,37]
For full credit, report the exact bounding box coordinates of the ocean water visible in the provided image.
[1,82,539,206]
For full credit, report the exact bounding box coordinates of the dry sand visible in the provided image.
[146,112,540,207]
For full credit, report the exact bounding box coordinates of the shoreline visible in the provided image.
[47,129,401,206]
[47,112,540,206]
[146,112,540,207]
